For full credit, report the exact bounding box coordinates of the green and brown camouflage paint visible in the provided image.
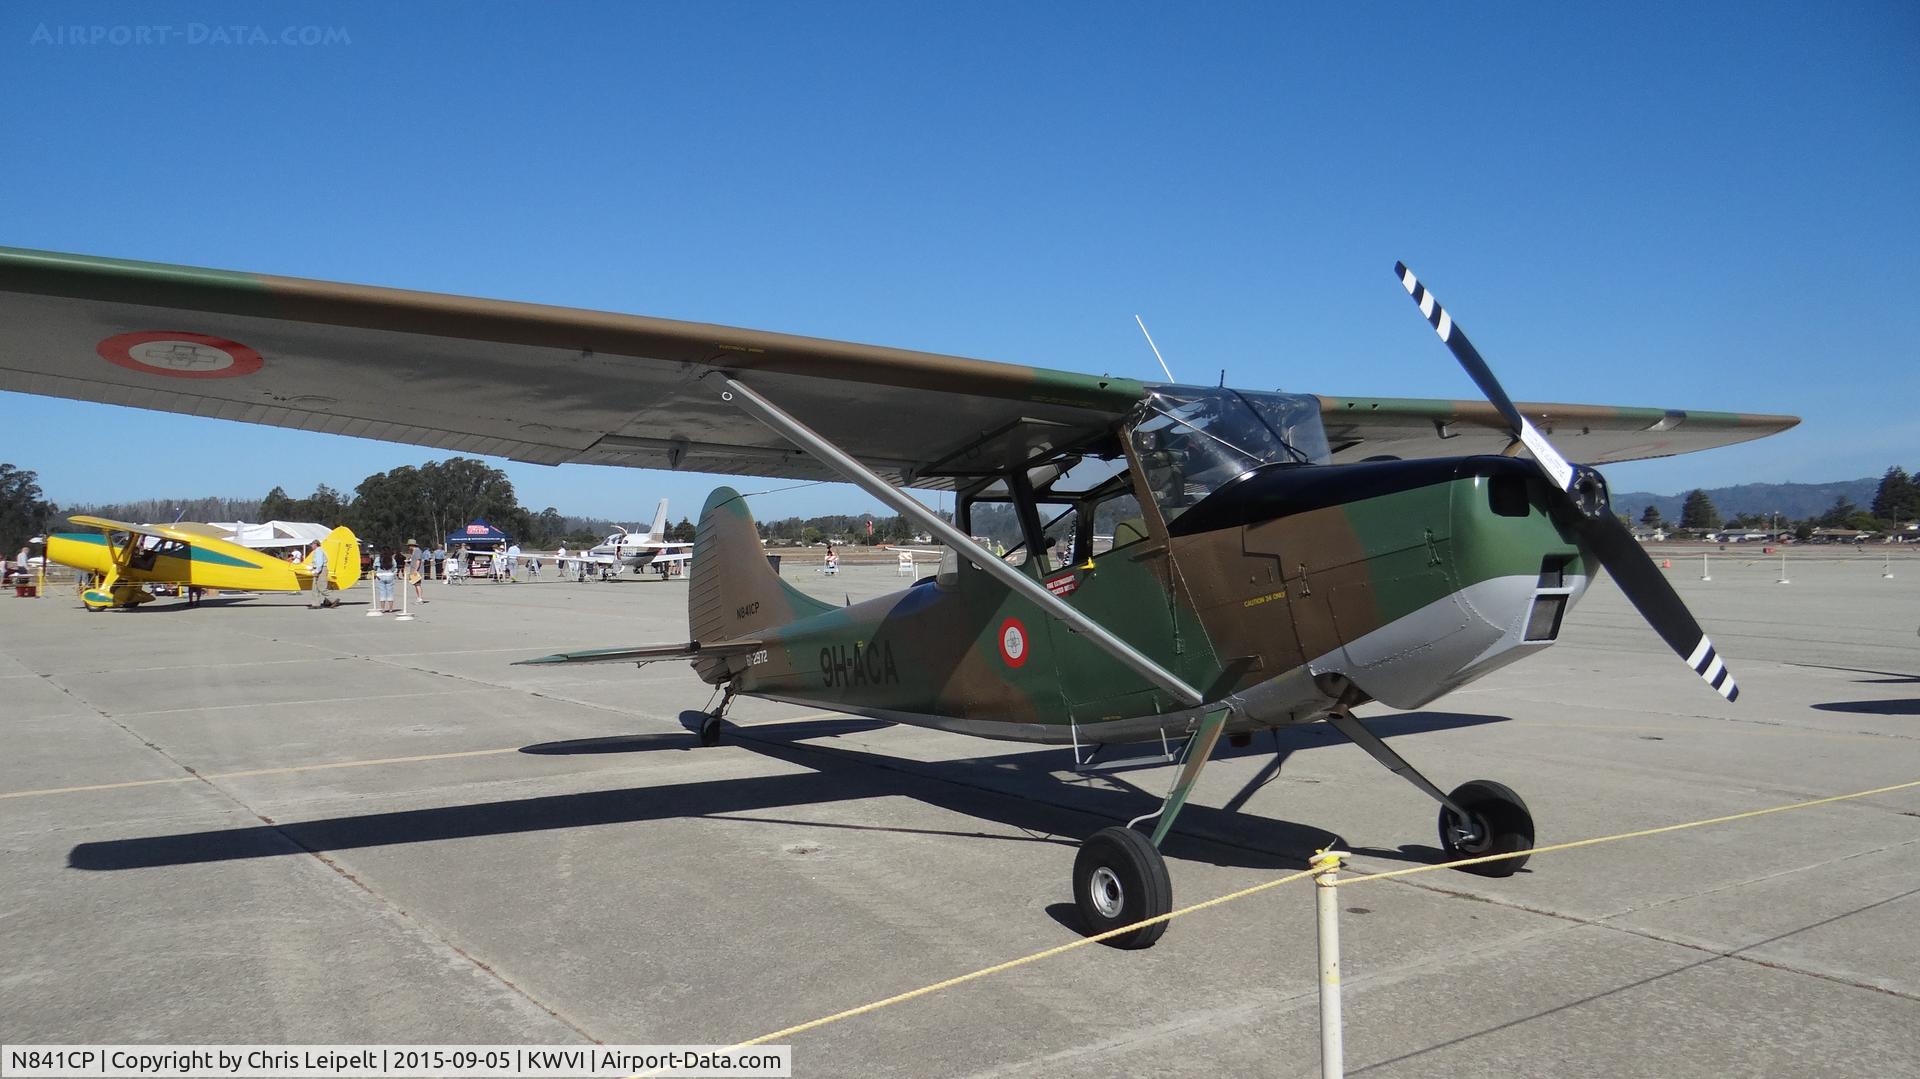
[0,246,1145,413]
[686,458,1585,744]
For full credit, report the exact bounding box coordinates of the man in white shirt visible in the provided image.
[308,543,333,608]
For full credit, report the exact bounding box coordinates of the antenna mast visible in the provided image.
[1133,315,1176,382]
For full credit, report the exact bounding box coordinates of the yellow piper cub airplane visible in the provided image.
[48,515,361,609]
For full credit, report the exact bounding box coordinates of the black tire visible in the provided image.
[1073,826,1172,949]
[698,715,723,748]
[1437,779,1534,877]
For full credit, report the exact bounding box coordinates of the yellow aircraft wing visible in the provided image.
[68,514,229,546]
[166,522,237,540]
[0,247,1797,487]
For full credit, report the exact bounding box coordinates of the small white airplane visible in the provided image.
[572,498,692,578]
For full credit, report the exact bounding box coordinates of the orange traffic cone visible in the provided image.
[1661,559,1672,569]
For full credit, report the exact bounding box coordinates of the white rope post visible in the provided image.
[1312,849,1349,1079]
[1701,553,1711,581]
[1884,550,1894,579]
[1776,548,1791,585]
[395,567,413,621]
[365,562,381,615]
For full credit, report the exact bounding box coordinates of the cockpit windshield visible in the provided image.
[1127,386,1330,522]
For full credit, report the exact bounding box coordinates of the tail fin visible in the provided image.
[647,497,670,541]
[689,487,833,644]
[323,527,362,589]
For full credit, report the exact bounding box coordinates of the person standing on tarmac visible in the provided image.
[371,547,397,613]
[406,540,428,605]
[308,542,334,609]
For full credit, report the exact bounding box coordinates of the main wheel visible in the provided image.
[1073,826,1172,948]
[698,714,724,747]
[1437,779,1534,877]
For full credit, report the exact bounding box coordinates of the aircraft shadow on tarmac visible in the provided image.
[519,717,893,754]
[68,711,1507,877]
[1790,663,1920,685]
[92,596,270,612]
[1811,698,1920,715]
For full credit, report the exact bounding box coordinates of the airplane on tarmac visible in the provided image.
[47,515,361,609]
[0,247,1795,945]
[576,498,691,577]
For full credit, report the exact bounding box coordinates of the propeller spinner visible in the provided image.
[1393,262,1739,703]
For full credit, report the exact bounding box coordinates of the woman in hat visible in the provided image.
[406,540,428,605]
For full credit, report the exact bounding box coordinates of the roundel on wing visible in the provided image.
[98,331,263,379]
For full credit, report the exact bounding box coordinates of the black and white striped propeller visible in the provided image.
[1394,262,1739,703]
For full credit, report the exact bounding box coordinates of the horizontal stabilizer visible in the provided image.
[515,639,764,666]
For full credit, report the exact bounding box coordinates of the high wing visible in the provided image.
[0,248,1796,484]
[0,248,1142,490]
[1316,396,1794,465]
[67,514,224,546]
[165,522,235,540]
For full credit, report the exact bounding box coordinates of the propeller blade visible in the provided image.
[1581,513,1739,701]
[1393,261,1737,703]
[1393,262,1575,492]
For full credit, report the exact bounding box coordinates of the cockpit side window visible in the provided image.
[950,438,1142,575]
[127,534,191,571]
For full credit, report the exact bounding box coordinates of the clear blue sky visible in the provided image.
[2,2,1914,523]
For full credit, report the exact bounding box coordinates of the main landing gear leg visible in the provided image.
[1073,705,1231,949]
[1323,706,1535,876]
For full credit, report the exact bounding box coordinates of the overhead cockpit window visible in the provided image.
[1126,387,1329,522]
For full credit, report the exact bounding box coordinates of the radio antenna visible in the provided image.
[1133,315,1176,382]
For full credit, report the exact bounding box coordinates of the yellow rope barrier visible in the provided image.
[0,747,527,800]
[1334,777,1920,886]
[725,775,1920,1054]
[729,866,1318,1049]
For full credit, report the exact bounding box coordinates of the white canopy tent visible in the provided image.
[205,520,334,550]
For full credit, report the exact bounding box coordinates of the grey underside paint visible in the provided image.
[1308,572,1591,710]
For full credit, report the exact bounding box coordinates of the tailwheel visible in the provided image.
[1073,826,1172,949]
[683,685,736,748]
[1437,779,1534,877]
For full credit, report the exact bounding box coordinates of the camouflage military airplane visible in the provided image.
[0,247,1794,945]
[47,515,361,609]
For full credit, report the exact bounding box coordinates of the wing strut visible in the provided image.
[714,374,1205,709]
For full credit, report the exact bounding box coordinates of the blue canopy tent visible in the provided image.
[448,520,509,547]
[447,520,512,581]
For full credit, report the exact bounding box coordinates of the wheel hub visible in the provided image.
[1446,812,1487,851]
[1089,867,1124,919]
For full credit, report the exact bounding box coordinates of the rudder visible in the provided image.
[689,487,833,644]
[323,527,363,590]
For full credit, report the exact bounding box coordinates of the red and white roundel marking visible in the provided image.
[98,331,263,379]
[998,617,1029,668]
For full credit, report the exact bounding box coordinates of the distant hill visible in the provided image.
[1609,477,1879,523]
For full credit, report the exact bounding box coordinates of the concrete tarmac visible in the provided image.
[2,547,1917,1077]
